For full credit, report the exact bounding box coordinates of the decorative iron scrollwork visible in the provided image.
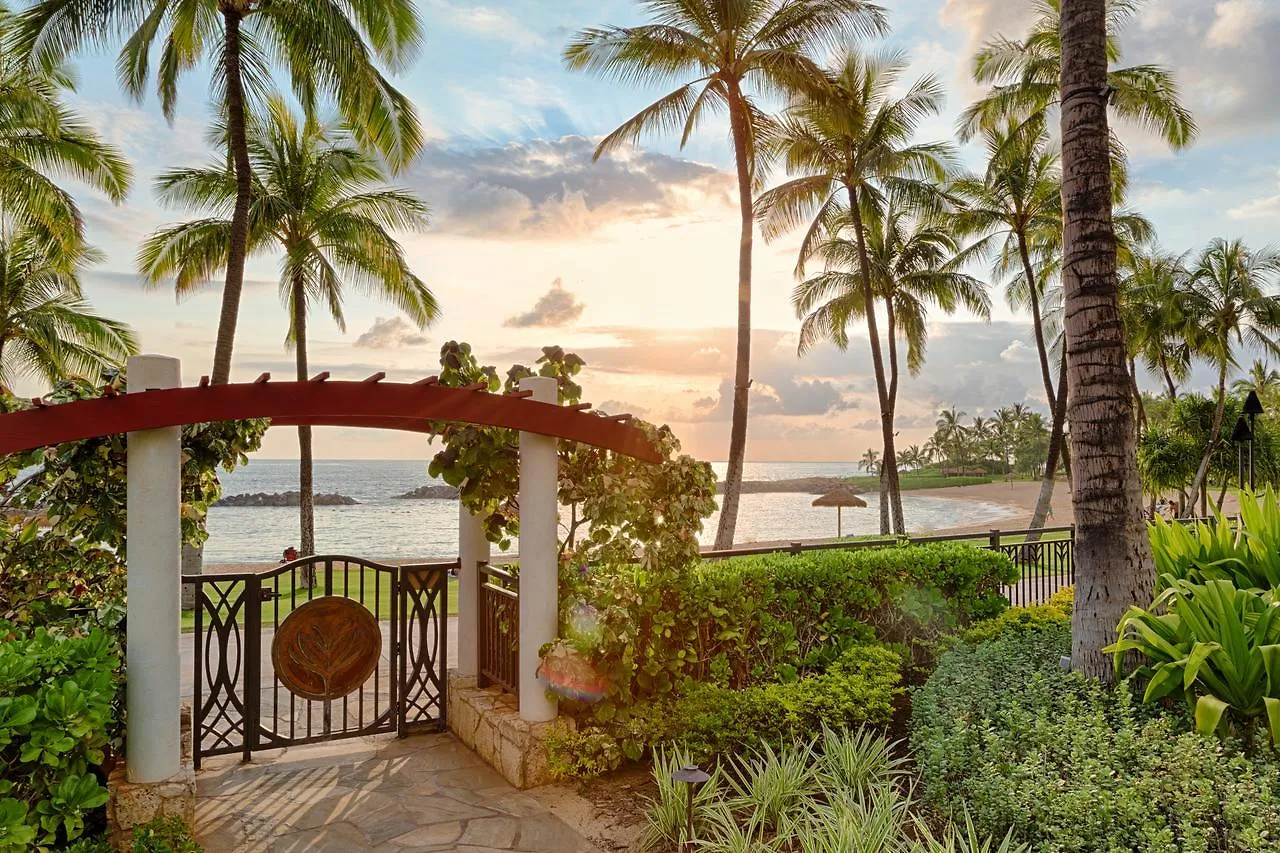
[272,596,381,701]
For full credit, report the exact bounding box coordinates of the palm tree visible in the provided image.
[756,47,951,535]
[900,444,923,470]
[564,0,888,549]
[793,194,988,527]
[19,0,425,386]
[933,406,967,468]
[1120,247,1192,400]
[0,228,136,386]
[0,3,130,249]
[1182,239,1280,512]
[1058,0,1154,678]
[139,98,435,560]
[1231,359,1280,400]
[859,447,880,475]
[960,0,1196,150]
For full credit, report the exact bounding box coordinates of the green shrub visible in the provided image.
[960,600,1071,646]
[545,723,623,781]
[1107,578,1280,742]
[63,817,203,853]
[912,625,1280,852]
[631,644,903,762]
[0,624,119,849]
[567,543,1014,726]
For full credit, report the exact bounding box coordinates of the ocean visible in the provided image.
[205,459,1020,563]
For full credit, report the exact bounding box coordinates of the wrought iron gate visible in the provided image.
[185,556,451,767]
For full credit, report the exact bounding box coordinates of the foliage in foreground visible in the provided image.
[1149,489,1280,590]
[639,729,1024,853]
[0,624,119,850]
[1108,578,1280,743]
[64,816,203,853]
[912,621,1280,852]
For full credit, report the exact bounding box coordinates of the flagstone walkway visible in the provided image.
[194,733,599,852]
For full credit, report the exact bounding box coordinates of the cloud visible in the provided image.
[410,135,735,239]
[503,278,586,328]
[1228,172,1280,220]
[421,0,544,49]
[1207,0,1263,47]
[353,317,429,349]
[999,339,1036,363]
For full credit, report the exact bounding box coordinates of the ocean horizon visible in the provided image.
[205,458,1019,563]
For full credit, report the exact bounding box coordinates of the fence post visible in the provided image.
[789,541,802,556]
[457,506,488,679]
[988,528,1001,550]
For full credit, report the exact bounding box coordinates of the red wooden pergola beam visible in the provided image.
[0,380,661,462]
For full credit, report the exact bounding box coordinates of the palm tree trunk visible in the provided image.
[1187,367,1228,516]
[292,271,315,571]
[210,8,253,385]
[883,296,905,534]
[1129,356,1146,433]
[712,86,753,550]
[1159,353,1178,399]
[848,185,897,536]
[1059,0,1155,681]
[1017,233,1059,413]
[1028,355,1068,542]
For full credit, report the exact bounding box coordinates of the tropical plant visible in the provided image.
[1120,247,1192,400]
[757,46,952,535]
[18,0,425,385]
[1148,490,1280,591]
[858,447,880,475]
[1108,578,1280,743]
[0,230,136,387]
[563,0,889,549]
[1057,0,1154,679]
[793,190,989,512]
[0,3,130,251]
[959,0,1196,150]
[139,97,433,558]
[933,406,967,466]
[1232,359,1280,403]
[1182,239,1280,510]
[950,119,1068,530]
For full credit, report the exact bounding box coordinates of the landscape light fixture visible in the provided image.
[672,764,710,851]
[1232,416,1254,492]
[1243,391,1265,490]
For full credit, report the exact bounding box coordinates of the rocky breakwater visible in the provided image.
[715,476,857,495]
[214,491,359,507]
[394,485,460,499]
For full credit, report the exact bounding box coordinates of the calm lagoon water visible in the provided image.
[205,459,1018,563]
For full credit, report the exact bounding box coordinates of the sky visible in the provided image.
[22,0,1280,462]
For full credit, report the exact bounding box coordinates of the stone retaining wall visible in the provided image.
[447,671,567,789]
[106,703,196,848]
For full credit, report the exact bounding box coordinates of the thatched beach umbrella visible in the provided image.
[812,487,867,538]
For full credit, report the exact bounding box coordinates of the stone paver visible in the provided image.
[195,733,598,852]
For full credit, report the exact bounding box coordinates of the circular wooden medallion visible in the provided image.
[271,596,381,701]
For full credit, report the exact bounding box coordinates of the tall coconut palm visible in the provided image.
[0,228,136,386]
[1058,0,1154,678]
[139,98,434,559]
[960,0,1195,149]
[1120,248,1192,400]
[933,406,967,468]
[1182,239,1280,512]
[564,0,888,549]
[757,48,951,535]
[793,195,987,526]
[0,3,130,249]
[859,447,880,474]
[19,0,424,386]
[1232,359,1280,405]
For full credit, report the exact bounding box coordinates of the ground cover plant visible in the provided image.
[912,617,1280,852]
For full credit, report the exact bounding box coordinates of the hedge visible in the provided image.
[911,622,1280,852]
[566,542,1016,723]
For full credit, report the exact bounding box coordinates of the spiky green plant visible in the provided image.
[1148,490,1280,590]
[1107,578,1280,743]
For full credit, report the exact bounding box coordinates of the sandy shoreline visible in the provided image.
[202,481,1094,574]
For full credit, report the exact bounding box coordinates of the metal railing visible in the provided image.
[477,564,519,695]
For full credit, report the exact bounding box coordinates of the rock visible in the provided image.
[715,477,858,495]
[213,491,358,507]
[393,485,460,500]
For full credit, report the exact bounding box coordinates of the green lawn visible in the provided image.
[182,570,459,632]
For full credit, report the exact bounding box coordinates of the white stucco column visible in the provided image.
[126,355,182,782]
[456,503,489,678]
[518,375,558,722]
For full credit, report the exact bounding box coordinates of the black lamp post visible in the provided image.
[1232,416,1253,492]
[672,764,710,851]
[1244,390,1265,491]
